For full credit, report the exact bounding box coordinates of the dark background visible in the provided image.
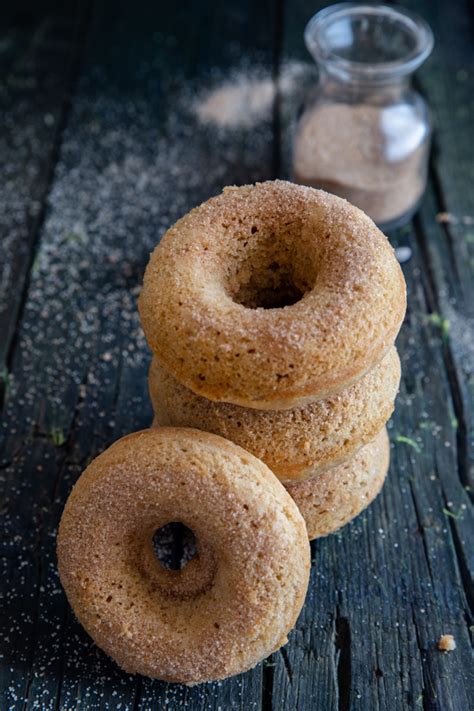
[0,1,473,709]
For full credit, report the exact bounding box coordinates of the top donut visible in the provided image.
[139,181,406,410]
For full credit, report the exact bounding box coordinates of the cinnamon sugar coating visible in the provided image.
[286,428,390,540]
[57,427,310,684]
[138,181,406,409]
[149,348,400,482]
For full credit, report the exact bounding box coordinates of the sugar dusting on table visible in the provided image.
[193,61,310,129]
[3,59,313,443]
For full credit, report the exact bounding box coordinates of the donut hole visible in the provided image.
[144,521,217,599]
[225,227,319,309]
[232,262,306,309]
[152,522,197,571]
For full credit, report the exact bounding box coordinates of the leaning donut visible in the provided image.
[149,347,400,482]
[139,181,406,410]
[57,427,310,684]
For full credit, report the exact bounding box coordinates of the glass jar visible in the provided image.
[292,3,434,231]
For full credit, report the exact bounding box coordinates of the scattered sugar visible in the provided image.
[2,62,288,438]
[443,306,474,370]
[194,74,275,129]
[193,61,311,129]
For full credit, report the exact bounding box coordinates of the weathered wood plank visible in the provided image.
[0,0,278,708]
[400,0,474,592]
[401,0,474,311]
[0,3,90,405]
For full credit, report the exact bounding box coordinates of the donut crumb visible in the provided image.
[438,634,456,652]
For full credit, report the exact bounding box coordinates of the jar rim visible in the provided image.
[305,3,434,81]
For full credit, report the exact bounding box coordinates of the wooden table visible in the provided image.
[0,1,472,708]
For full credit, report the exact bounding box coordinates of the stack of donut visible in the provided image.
[140,181,406,539]
[57,181,405,685]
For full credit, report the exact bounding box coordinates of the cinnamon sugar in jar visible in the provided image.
[293,3,434,231]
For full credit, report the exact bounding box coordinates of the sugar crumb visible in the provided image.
[438,634,456,652]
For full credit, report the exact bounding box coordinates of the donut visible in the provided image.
[286,428,389,540]
[57,427,310,684]
[149,347,400,482]
[138,180,406,410]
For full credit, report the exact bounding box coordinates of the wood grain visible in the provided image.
[0,1,90,403]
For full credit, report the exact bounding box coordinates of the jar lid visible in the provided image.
[305,3,434,82]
